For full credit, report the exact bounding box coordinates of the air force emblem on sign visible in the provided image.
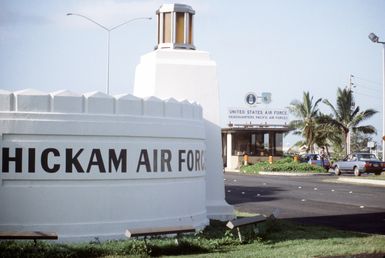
[245,92,272,106]
[261,92,272,104]
[245,92,257,106]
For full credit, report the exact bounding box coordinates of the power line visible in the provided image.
[355,83,381,92]
[354,91,380,99]
[349,74,382,100]
[353,75,382,87]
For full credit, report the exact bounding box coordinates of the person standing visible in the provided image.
[319,147,326,168]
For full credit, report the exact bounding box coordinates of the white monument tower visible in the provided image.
[134,3,234,219]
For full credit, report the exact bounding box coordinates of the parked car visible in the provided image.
[333,153,385,176]
[299,153,330,170]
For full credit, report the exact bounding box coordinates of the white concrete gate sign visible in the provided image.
[0,89,208,241]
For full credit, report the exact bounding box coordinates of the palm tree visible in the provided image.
[322,88,377,155]
[313,120,343,157]
[288,92,322,153]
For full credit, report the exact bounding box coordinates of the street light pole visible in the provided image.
[67,13,152,95]
[368,33,385,161]
[383,43,385,161]
[107,31,111,95]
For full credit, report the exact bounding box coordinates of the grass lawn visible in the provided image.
[167,222,385,258]
[1,217,385,258]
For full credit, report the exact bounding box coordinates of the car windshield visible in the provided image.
[302,154,320,161]
[357,153,379,161]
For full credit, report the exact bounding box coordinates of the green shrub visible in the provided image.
[241,158,326,173]
[274,157,295,164]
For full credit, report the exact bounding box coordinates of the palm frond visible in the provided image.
[353,125,377,135]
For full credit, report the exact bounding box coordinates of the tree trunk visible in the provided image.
[325,146,330,157]
[346,131,351,155]
[344,131,349,156]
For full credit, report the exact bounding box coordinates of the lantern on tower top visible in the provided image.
[156,3,195,50]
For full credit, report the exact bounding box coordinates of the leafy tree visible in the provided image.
[288,92,322,153]
[350,131,374,152]
[313,120,343,157]
[321,88,377,155]
[330,138,345,162]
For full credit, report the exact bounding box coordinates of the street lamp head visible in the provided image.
[369,33,379,43]
[66,13,73,16]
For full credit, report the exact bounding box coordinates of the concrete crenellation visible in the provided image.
[0,89,202,120]
[0,90,13,111]
[51,90,83,113]
[143,96,164,117]
[84,91,115,114]
[14,89,51,112]
[164,98,182,118]
[115,93,142,115]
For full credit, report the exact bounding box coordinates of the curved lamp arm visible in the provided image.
[67,13,151,32]
[67,13,109,31]
[110,17,152,31]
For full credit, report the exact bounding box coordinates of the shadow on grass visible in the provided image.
[149,240,210,256]
[287,212,385,235]
[0,241,113,258]
[264,219,370,245]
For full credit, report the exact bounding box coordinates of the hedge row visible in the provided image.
[241,158,327,173]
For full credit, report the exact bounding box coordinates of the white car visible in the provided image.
[333,153,385,176]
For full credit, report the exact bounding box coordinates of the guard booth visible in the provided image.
[222,126,289,170]
[222,97,290,170]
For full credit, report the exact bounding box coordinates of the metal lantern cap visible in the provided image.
[157,3,195,15]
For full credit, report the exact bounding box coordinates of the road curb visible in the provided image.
[224,170,332,176]
[337,177,385,186]
[225,170,332,176]
[258,171,332,176]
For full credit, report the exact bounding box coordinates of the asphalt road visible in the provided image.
[224,172,385,235]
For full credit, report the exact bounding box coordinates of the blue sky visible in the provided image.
[1,0,385,147]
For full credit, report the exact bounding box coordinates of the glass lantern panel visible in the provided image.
[163,12,171,43]
[175,12,185,44]
[157,14,160,44]
[188,14,193,44]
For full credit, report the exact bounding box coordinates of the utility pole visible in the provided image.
[348,74,354,91]
[368,33,385,161]
[346,74,354,155]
